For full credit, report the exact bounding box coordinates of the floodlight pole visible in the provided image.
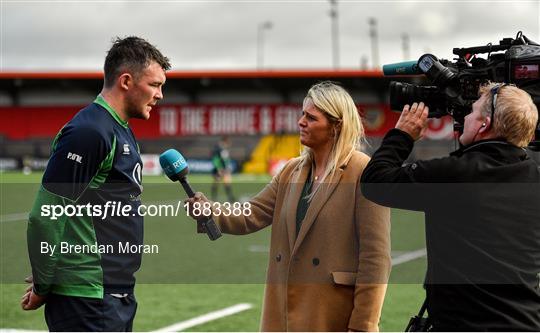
[329,0,340,69]
[257,21,273,69]
[368,17,380,69]
[402,33,410,61]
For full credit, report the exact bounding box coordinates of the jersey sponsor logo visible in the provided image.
[130,193,142,202]
[123,143,131,155]
[67,152,83,163]
[132,162,142,186]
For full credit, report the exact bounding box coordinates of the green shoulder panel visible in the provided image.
[50,125,66,153]
[27,186,69,295]
[89,135,117,189]
[27,186,104,298]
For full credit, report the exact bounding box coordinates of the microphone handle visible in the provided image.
[179,177,222,241]
[179,177,196,197]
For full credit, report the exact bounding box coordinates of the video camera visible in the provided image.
[383,31,540,149]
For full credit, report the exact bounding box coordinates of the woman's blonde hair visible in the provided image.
[479,83,538,147]
[299,81,364,184]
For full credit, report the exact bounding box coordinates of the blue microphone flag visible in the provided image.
[159,149,188,179]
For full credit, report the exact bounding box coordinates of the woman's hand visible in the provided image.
[184,192,213,221]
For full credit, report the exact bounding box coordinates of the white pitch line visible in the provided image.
[153,303,253,332]
[152,249,425,332]
[0,200,180,224]
[0,195,252,224]
[248,245,270,253]
[0,329,46,333]
[0,212,28,223]
[2,250,426,333]
[392,248,427,266]
[0,197,212,224]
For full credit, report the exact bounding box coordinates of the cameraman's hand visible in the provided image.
[395,102,429,141]
[184,192,213,222]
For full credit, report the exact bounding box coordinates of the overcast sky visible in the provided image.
[2,0,539,71]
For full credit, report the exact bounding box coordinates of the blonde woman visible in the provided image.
[187,82,391,331]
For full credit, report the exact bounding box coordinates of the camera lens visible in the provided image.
[389,81,445,117]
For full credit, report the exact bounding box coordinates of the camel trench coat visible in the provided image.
[213,151,391,331]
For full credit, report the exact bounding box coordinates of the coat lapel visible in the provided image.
[284,161,310,253]
[292,166,344,255]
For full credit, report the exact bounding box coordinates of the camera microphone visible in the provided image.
[382,60,421,76]
[159,149,222,241]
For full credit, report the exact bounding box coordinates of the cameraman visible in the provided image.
[361,83,540,331]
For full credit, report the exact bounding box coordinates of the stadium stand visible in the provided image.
[0,70,476,172]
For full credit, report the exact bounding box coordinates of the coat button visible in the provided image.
[312,258,320,266]
[276,254,282,262]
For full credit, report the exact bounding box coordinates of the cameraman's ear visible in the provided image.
[479,117,491,133]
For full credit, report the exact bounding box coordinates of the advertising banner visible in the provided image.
[0,104,454,140]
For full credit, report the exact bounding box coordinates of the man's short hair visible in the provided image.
[479,83,538,147]
[103,36,171,88]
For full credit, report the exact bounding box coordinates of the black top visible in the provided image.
[361,129,540,331]
[296,168,313,237]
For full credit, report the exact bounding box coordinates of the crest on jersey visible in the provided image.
[123,144,131,155]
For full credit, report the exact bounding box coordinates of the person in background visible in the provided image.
[211,136,236,202]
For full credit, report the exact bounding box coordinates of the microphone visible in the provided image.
[159,149,222,241]
[382,60,421,76]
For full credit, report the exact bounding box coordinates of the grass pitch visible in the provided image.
[1,171,426,331]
